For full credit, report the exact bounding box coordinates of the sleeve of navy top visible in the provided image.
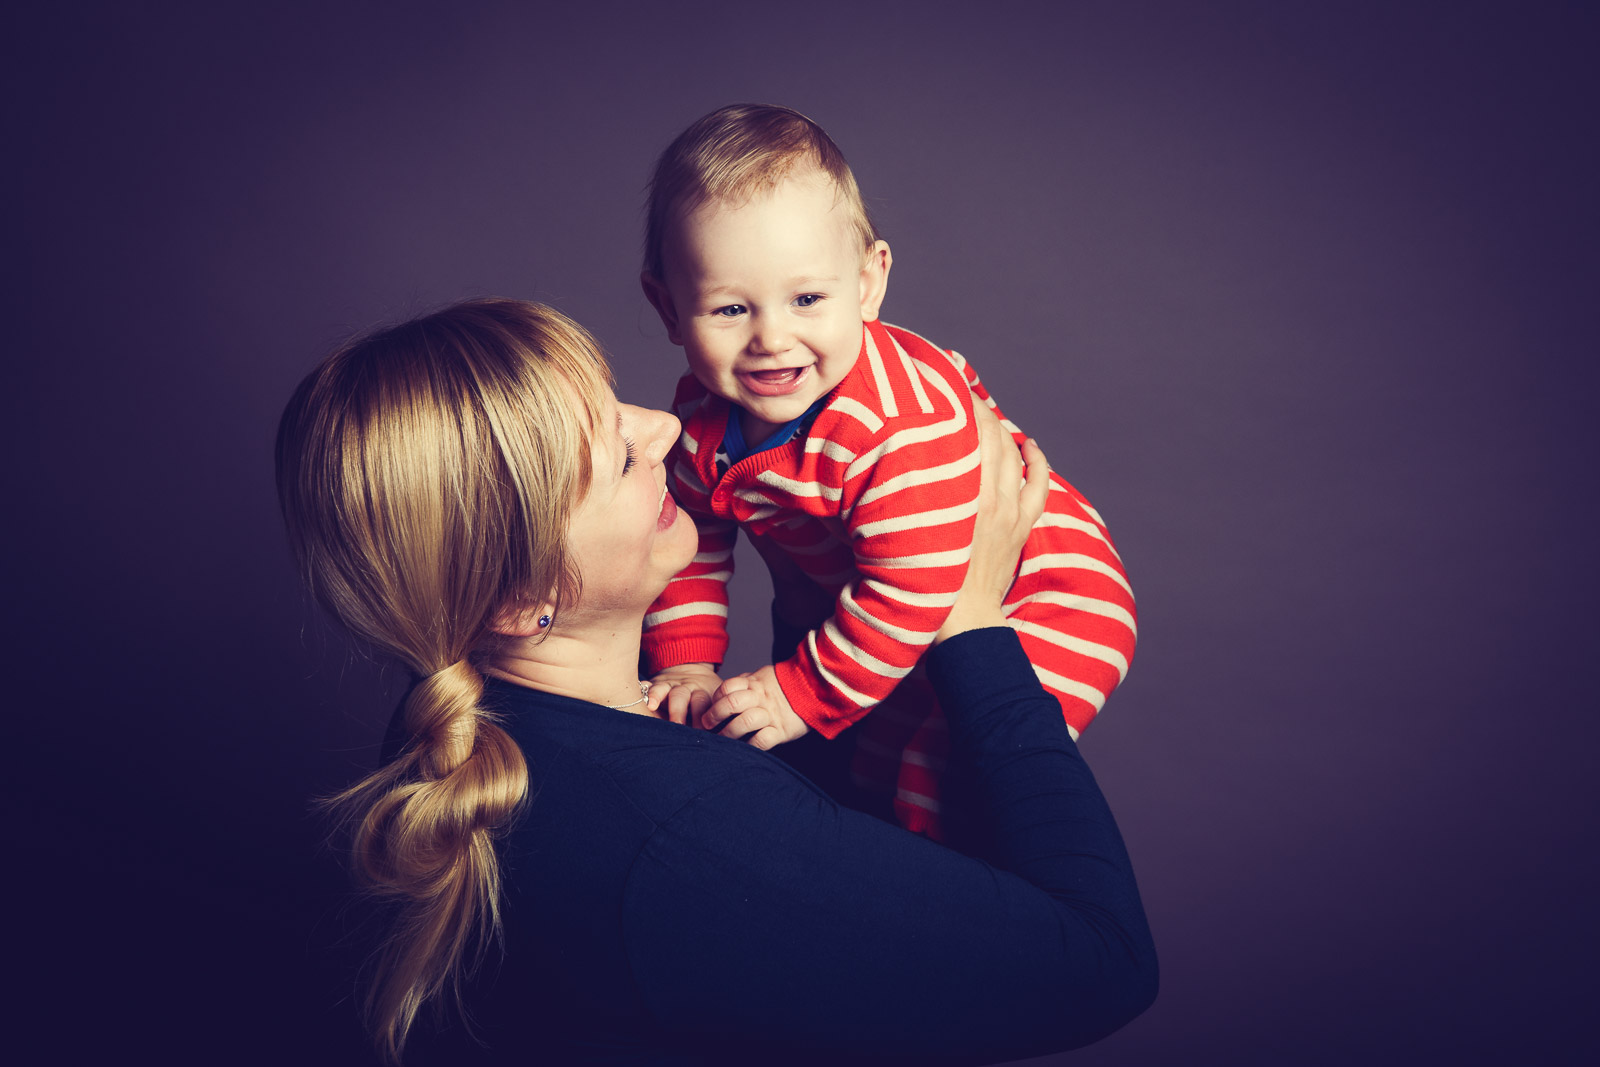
[622,626,1157,1066]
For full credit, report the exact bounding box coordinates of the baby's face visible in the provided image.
[651,171,889,442]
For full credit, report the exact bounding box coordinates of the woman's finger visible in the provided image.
[1018,437,1051,527]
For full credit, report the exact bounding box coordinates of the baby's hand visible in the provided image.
[701,666,811,750]
[647,662,722,725]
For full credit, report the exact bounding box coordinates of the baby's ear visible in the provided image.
[859,241,892,321]
[641,273,685,346]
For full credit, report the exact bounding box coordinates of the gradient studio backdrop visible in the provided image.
[14,2,1596,1064]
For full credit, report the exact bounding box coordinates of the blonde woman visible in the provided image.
[276,298,1156,1065]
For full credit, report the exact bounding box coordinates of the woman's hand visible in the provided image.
[700,665,811,750]
[647,662,722,725]
[934,402,1051,644]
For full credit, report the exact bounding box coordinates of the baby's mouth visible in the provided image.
[749,368,803,384]
[739,365,812,396]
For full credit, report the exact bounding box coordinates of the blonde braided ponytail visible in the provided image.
[277,299,613,1062]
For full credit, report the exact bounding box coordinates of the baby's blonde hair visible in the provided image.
[644,103,880,280]
[276,298,613,1062]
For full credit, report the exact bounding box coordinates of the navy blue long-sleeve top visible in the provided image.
[413,628,1156,1065]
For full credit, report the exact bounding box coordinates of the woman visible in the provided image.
[277,298,1156,1065]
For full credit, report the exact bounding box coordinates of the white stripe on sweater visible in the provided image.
[645,601,728,627]
[836,584,940,644]
[814,623,911,681]
[1019,553,1135,599]
[1003,590,1138,635]
[841,364,970,489]
[860,579,960,610]
[803,436,858,464]
[842,416,969,488]
[805,629,879,708]
[828,396,884,435]
[863,328,898,419]
[855,447,980,508]
[896,788,940,813]
[673,459,707,495]
[1008,619,1131,682]
[854,498,978,540]
[668,569,732,585]
[866,547,970,569]
[754,470,845,501]
[1034,511,1119,557]
[887,333,935,414]
[1029,661,1109,713]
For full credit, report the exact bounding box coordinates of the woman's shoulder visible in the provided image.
[486,679,815,831]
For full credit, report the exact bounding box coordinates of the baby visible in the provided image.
[640,104,1136,837]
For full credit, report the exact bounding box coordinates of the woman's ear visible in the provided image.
[641,273,684,346]
[489,601,555,638]
[859,241,892,322]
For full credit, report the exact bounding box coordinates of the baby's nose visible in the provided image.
[749,317,794,355]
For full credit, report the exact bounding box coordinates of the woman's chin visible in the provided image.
[648,508,699,596]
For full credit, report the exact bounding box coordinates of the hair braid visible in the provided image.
[330,657,527,1059]
[278,298,614,1062]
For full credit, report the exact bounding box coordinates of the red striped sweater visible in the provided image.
[643,320,1136,827]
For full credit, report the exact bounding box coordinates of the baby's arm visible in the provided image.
[641,471,738,718]
[707,401,989,750]
[702,399,1032,749]
[773,395,984,737]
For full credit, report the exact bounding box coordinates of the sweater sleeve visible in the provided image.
[641,379,737,673]
[774,385,979,735]
[641,512,738,673]
[623,627,1158,1064]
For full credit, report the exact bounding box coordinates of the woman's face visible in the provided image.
[562,391,698,617]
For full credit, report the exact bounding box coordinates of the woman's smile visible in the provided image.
[657,482,678,531]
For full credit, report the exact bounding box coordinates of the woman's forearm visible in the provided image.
[629,627,1156,1063]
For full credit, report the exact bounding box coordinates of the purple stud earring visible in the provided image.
[538,614,552,628]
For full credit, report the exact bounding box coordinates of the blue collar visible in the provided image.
[722,397,829,467]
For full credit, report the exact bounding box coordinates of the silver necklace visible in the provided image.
[605,680,651,711]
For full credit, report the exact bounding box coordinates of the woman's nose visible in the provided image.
[645,408,680,463]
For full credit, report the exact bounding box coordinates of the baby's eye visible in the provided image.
[621,437,638,476]
[712,304,748,318]
[793,294,823,308]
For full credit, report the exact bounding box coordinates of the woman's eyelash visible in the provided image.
[622,437,638,476]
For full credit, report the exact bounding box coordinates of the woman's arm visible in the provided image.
[622,420,1156,1064]
[623,628,1156,1065]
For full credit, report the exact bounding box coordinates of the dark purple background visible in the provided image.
[15,2,1597,1063]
